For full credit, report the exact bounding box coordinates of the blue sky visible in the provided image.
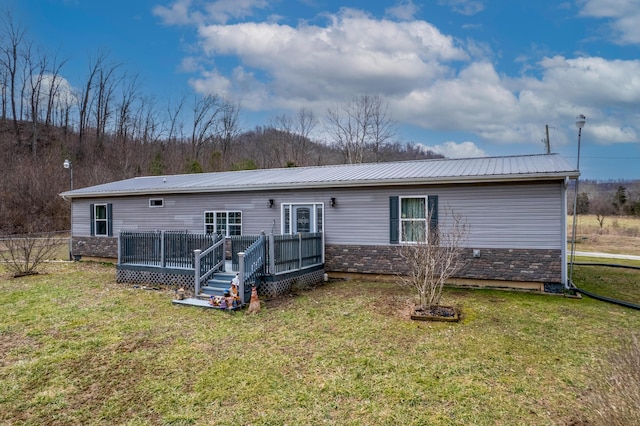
[6,0,640,180]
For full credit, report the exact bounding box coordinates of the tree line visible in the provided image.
[0,10,441,234]
[570,180,640,228]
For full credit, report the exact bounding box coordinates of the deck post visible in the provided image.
[298,233,302,269]
[238,252,246,305]
[160,231,166,267]
[268,233,275,274]
[117,232,121,265]
[194,249,201,296]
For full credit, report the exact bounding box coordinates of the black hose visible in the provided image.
[569,262,640,310]
[573,262,640,271]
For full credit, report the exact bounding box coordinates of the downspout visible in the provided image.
[561,177,569,288]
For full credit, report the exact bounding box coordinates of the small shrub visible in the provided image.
[588,335,640,426]
[0,230,66,277]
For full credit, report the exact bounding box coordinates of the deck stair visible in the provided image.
[172,271,241,309]
[199,272,236,298]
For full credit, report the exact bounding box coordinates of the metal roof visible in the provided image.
[60,154,579,199]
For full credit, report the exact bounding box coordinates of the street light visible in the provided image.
[63,159,73,260]
[568,115,586,288]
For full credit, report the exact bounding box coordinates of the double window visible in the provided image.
[204,211,242,236]
[282,203,323,234]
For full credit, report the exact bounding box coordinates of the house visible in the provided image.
[60,153,579,293]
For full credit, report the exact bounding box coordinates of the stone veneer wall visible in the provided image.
[73,237,562,287]
[72,236,118,260]
[325,244,562,284]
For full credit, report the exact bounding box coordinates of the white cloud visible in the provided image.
[386,0,420,21]
[586,122,638,143]
[203,0,269,24]
[418,141,486,158]
[153,0,194,25]
[578,0,640,44]
[166,2,640,150]
[193,8,468,109]
[438,0,485,16]
[153,0,269,25]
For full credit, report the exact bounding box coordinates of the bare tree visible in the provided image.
[272,106,318,166]
[44,51,67,127]
[0,9,27,138]
[76,52,108,155]
[93,60,121,145]
[190,94,224,164]
[0,228,66,277]
[325,95,395,164]
[25,45,47,156]
[590,192,617,230]
[369,98,395,162]
[216,99,241,169]
[165,94,187,144]
[397,206,468,310]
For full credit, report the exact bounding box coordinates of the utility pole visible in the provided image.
[543,124,551,154]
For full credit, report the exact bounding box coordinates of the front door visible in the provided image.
[282,203,323,234]
[293,205,311,233]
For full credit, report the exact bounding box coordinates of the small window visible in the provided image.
[205,211,242,236]
[149,198,164,208]
[94,204,109,236]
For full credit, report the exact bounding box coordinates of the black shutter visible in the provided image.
[428,195,438,232]
[107,203,113,237]
[90,204,95,236]
[389,196,399,244]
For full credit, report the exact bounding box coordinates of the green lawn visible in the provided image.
[1,261,638,425]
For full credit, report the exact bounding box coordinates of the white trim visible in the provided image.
[204,210,242,236]
[398,196,429,243]
[93,203,108,237]
[149,198,164,208]
[281,202,325,234]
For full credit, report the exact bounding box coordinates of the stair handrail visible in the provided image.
[193,234,225,295]
[237,233,266,305]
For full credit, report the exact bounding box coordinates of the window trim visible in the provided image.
[399,196,428,243]
[204,210,242,236]
[149,198,164,208]
[281,202,324,234]
[92,203,110,237]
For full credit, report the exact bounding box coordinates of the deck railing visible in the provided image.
[236,234,267,304]
[270,232,323,274]
[119,231,323,304]
[119,231,219,268]
[193,235,226,295]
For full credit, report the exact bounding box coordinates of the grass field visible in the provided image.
[1,261,638,425]
[569,214,640,255]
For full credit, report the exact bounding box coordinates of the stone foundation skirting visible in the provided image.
[73,236,118,260]
[325,244,562,285]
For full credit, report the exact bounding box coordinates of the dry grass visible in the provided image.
[588,335,640,426]
[569,214,640,255]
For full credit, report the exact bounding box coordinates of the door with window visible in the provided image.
[283,203,323,234]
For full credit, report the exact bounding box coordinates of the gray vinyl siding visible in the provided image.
[72,181,564,250]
